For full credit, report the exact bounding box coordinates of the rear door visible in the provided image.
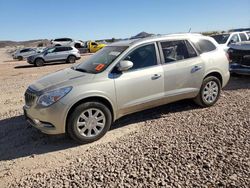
[158,40,204,99]
[48,47,68,61]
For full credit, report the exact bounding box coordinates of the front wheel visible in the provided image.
[67,102,112,144]
[34,58,45,67]
[18,56,23,61]
[194,76,221,107]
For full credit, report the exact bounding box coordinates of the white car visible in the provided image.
[211,32,249,51]
[50,38,84,48]
[24,33,230,143]
[12,48,38,61]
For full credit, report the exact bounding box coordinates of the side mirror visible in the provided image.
[228,40,235,46]
[118,60,133,72]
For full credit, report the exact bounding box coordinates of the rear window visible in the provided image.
[20,49,32,53]
[194,39,217,53]
[54,47,68,52]
[211,34,230,44]
[239,33,248,41]
[54,38,72,42]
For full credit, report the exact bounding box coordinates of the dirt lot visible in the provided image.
[0,47,249,187]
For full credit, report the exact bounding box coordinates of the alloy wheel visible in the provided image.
[202,81,219,103]
[76,108,106,138]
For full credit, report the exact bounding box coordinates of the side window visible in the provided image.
[185,41,197,58]
[239,33,247,41]
[20,49,32,53]
[124,44,157,70]
[160,40,190,63]
[56,47,67,52]
[196,40,216,53]
[47,48,55,53]
[230,34,240,43]
[53,48,61,52]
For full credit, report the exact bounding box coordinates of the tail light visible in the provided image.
[226,49,233,63]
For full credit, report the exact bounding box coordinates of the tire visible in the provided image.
[34,58,45,67]
[18,56,23,61]
[194,76,221,107]
[67,55,76,63]
[67,101,112,144]
[55,44,61,47]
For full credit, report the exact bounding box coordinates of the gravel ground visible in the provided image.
[11,77,250,188]
[0,48,249,187]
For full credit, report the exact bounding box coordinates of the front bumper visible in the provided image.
[230,63,250,75]
[23,101,68,135]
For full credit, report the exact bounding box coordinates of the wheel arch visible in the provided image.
[65,96,115,132]
[34,57,45,63]
[67,54,77,58]
[204,71,223,86]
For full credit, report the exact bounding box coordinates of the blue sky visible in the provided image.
[0,0,249,41]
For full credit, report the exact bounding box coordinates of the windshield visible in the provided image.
[75,46,128,74]
[211,34,230,44]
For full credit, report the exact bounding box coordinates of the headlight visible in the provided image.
[37,86,72,107]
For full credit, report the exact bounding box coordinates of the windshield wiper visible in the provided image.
[72,66,89,73]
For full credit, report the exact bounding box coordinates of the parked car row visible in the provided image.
[228,42,250,75]
[12,47,45,61]
[23,33,230,143]
[210,31,250,75]
[211,32,249,51]
[12,37,107,66]
[50,38,107,52]
[27,46,81,66]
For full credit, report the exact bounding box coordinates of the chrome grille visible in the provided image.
[24,89,37,106]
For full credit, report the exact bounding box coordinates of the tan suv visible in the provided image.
[23,34,230,143]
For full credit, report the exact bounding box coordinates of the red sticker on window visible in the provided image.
[95,64,105,71]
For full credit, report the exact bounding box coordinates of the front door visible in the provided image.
[113,43,164,117]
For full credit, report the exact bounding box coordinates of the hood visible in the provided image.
[229,41,250,51]
[29,68,95,92]
[28,52,44,59]
[98,44,107,48]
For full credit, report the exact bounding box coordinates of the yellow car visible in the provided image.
[87,41,107,53]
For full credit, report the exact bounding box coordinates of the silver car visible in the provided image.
[13,48,37,61]
[27,46,81,66]
[23,34,230,143]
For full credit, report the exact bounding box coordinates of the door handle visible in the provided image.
[191,65,202,73]
[151,74,162,80]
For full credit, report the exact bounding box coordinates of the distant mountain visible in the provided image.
[0,39,50,48]
[130,32,154,39]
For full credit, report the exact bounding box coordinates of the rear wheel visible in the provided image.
[67,55,76,63]
[67,102,112,144]
[34,58,45,67]
[194,76,221,107]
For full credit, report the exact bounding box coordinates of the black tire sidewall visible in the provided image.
[67,102,112,144]
[67,55,76,63]
[199,76,221,107]
[35,58,44,67]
